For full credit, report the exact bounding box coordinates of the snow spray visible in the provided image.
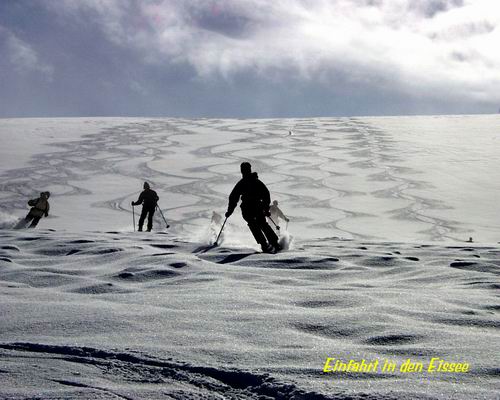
[278,230,294,250]
[0,212,23,229]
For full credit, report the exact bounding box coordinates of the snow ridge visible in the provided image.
[0,342,388,399]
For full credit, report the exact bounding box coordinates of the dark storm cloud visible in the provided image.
[0,0,499,118]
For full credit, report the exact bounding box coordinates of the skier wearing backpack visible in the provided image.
[23,191,50,228]
[225,162,281,253]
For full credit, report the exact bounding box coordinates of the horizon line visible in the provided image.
[1,111,499,121]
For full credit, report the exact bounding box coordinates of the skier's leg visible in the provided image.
[29,216,41,228]
[259,216,280,247]
[248,220,267,245]
[21,212,35,228]
[24,211,34,223]
[138,207,147,231]
[147,208,155,232]
[242,210,268,247]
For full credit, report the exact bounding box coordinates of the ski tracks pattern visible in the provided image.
[0,117,474,240]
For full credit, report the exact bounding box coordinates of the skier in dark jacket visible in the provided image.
[132,182,159,232]
[225,162,281,253]
[24,191,50,228]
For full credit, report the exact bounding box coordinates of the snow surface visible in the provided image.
[0,116,499,399]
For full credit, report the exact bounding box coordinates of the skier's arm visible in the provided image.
[277,207,288,221]
[45,203,50,217]
[226,182,242,217]
[259,182,271,215]
[132,191,144,206]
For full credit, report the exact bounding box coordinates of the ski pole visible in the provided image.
[214,217,228,245]
[268,216,280,231]
[156,205,170,228]
[132,204,136,232]
[286,220,289,230]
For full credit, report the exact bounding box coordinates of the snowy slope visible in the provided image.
[1,116,499,242]
[0,116,499,399]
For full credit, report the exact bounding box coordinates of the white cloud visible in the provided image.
[47,0,500,104]
[45,0,131,45]
[3,28,54,78]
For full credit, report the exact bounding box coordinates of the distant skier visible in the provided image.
[225,162,281,253]
[22,191,50,228]
[131,182,159,232]
[209,211,223,240]
[268,200,289,232]
[211,211,223,226]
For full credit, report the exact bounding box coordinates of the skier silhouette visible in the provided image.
[268,200,289,232]
[225,162,281,253]
[132,182,159,232]
[22,191,50,228]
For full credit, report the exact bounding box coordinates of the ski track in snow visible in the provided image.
[0,342,334,400]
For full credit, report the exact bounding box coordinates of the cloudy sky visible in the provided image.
[1,0,499,118]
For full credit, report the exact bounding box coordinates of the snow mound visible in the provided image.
[0,229,498,399]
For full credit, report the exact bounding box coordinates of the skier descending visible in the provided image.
[268,200,289,233]
[132,182,159,232]
[21,191,50,228]
[225,162,281,253]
